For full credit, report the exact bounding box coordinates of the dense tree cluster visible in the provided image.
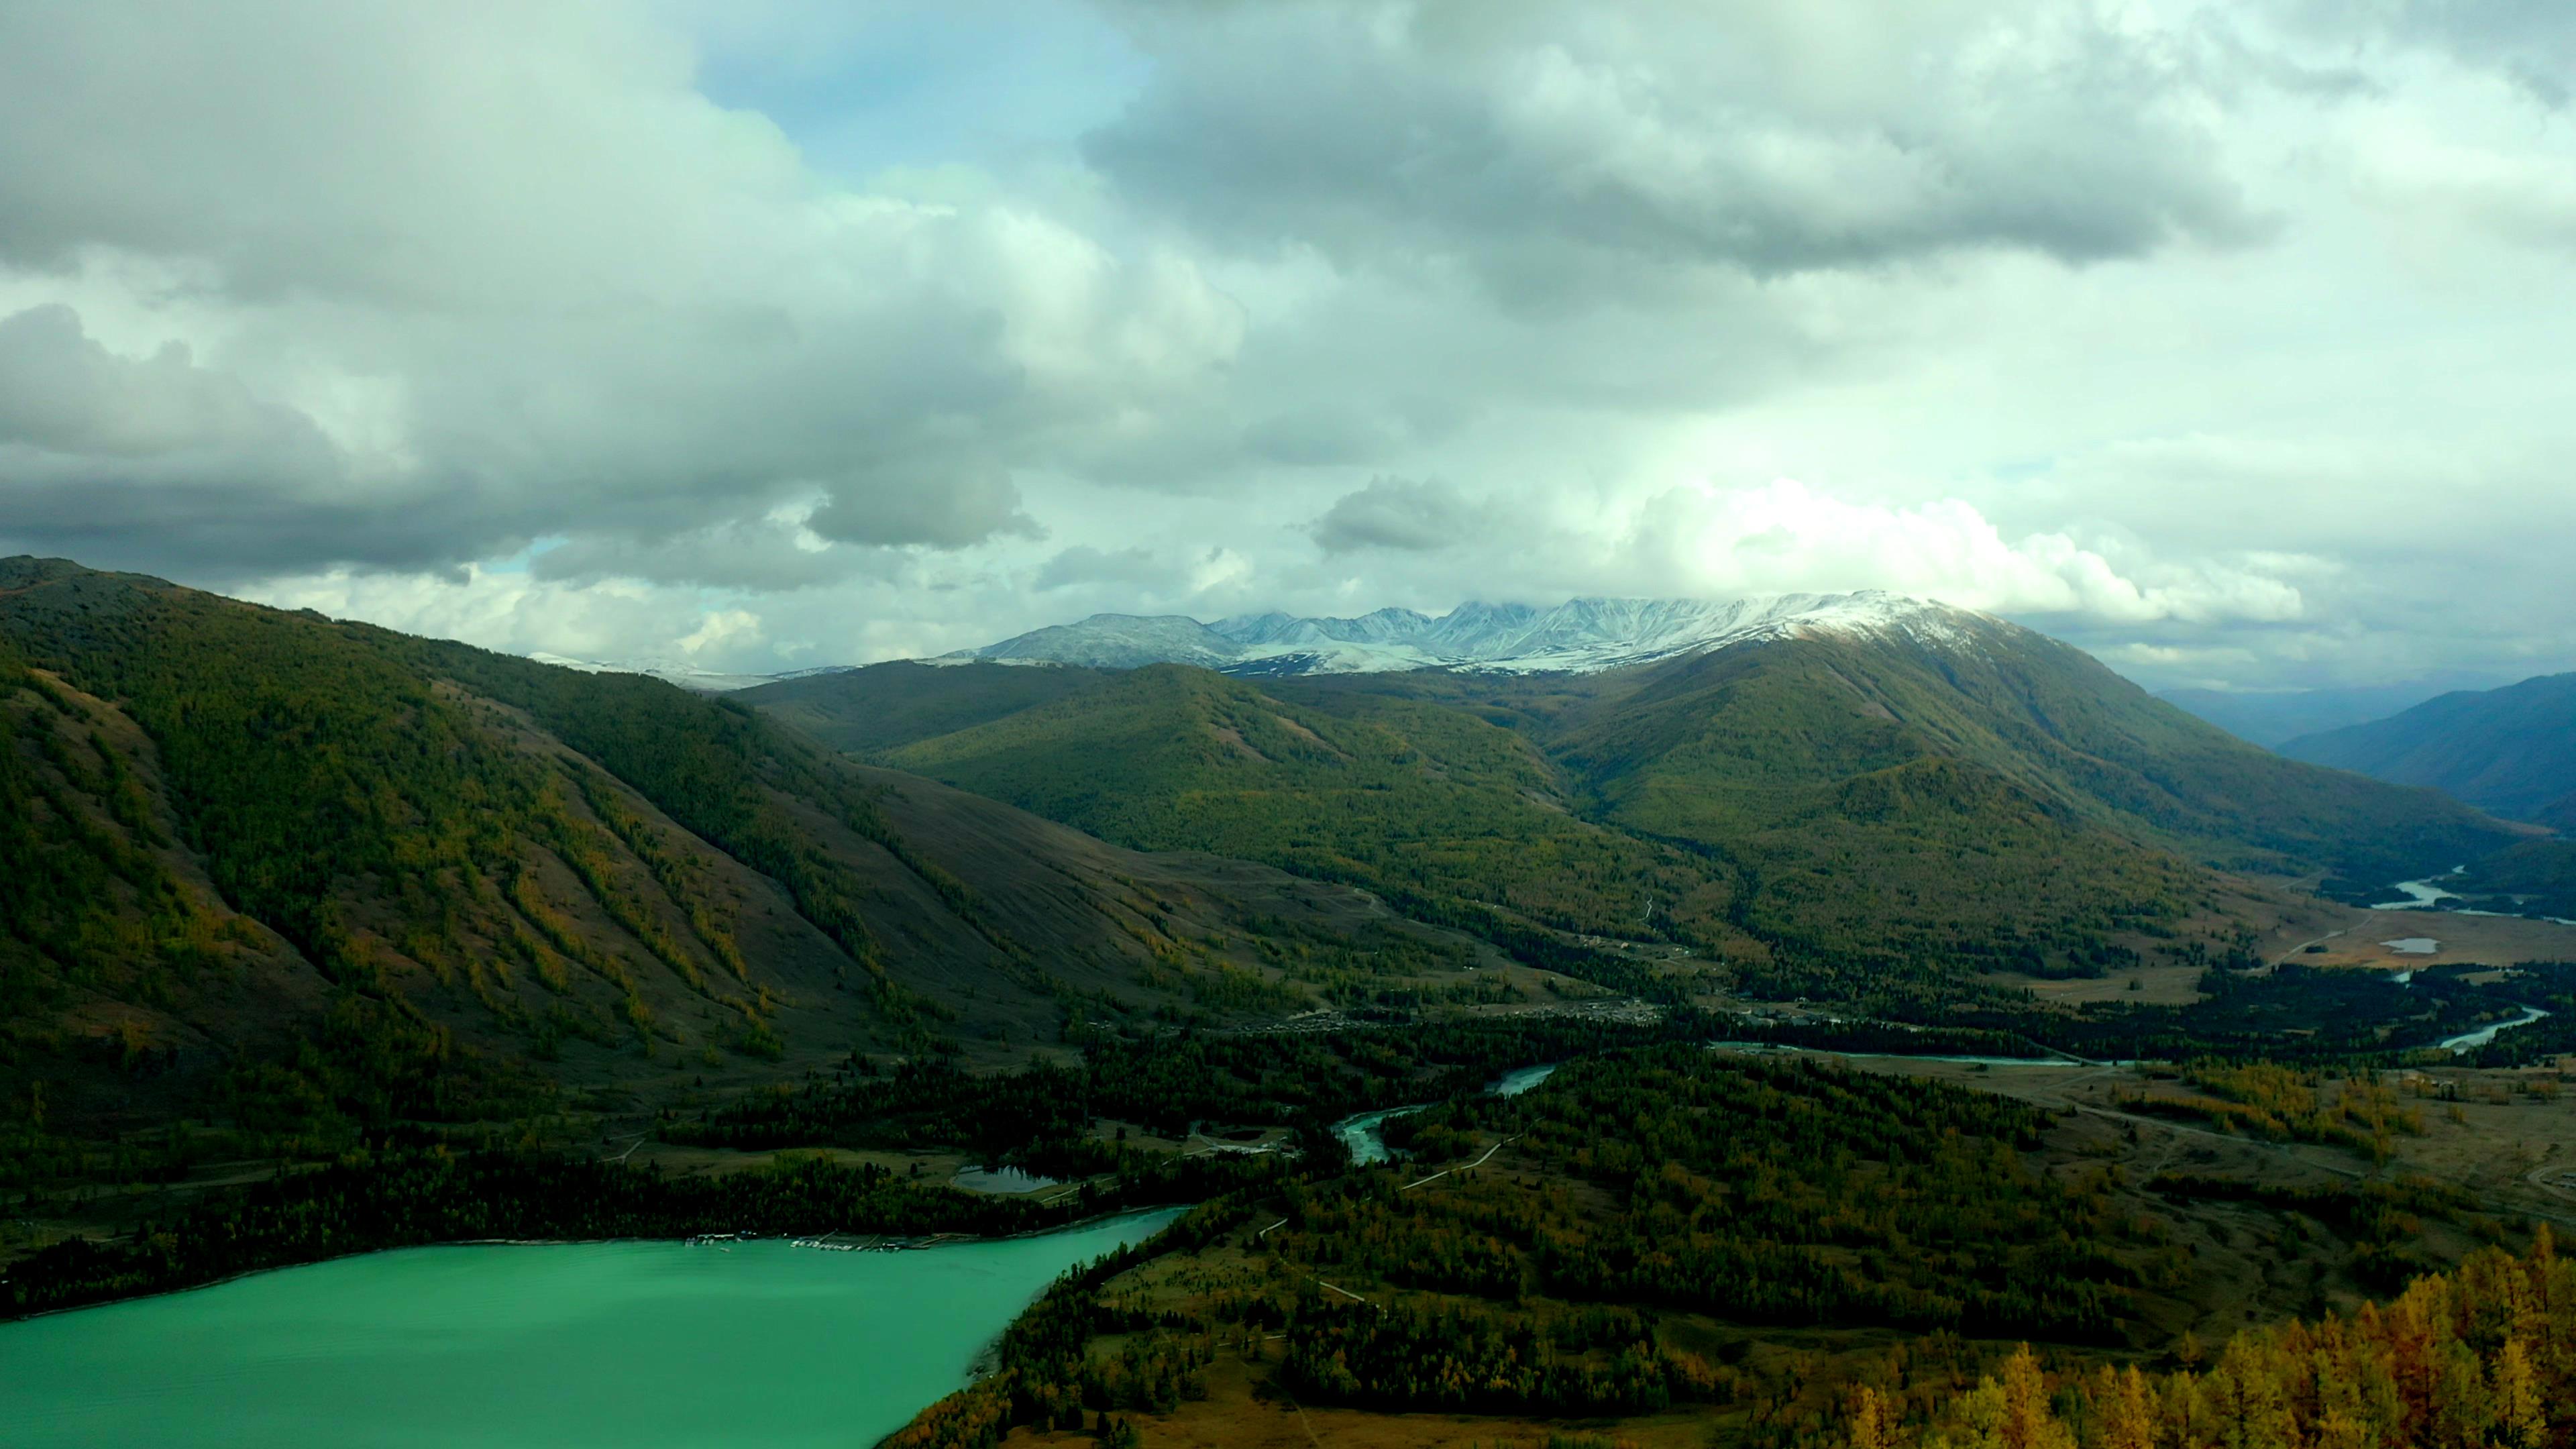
[1279,1294,1725,1414]
[1,1142,1272,1320]
[1984,963,2537,1067]
[2116,1063,2424,1163]
[1852,1232,2573,1449]
[671,1013,1729,1155]
[2458,963,2576,1069]
[883,665,1762,985]
[885,1201,1248,1449]
[1275,1051,2147,1345]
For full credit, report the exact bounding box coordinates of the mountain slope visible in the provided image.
[880,664,1770,979]
[737,659,1117,756]
[869,600,2520,999]
[1537,610,2522,888]
[0,558,1493,1173]
[2155,676,2502,749]
[2279,672,2576,821]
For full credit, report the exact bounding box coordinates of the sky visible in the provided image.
[2,1,2573,692]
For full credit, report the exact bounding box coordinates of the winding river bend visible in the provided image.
[0,1208,1182,1449]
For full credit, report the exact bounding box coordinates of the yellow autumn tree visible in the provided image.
[1851,1231,2573,1449]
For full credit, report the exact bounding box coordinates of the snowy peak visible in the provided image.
[945,592,1982,677]
[960,613,1245,670]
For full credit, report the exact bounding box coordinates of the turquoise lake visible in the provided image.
[0,1208,1183,1448]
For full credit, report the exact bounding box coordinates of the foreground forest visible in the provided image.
[1859,1236,2569,1449]
[873,1044,2575,1449]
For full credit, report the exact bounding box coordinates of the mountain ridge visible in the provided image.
[945,591,1984,677]
[0,557,1516,1171]
[857,603,2524,1002]
[2155,674,2510,750]
[2280,671,2576,821]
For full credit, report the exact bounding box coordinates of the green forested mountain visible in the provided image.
[0,558,1483,1178]
[2280,669,2576,822]
[882,663,1772,982]
[853,604,2518,998]
[1525,612,2519,888]
[738,659,1117,757]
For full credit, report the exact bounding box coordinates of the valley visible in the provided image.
[885,1045,2575,1449]
[5,563,2572,1449]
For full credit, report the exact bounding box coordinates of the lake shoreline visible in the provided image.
[2,1201,1199,1326]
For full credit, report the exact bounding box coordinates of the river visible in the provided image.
[2373,870,2465,910]
[2436,1005,2555,1053]
[0,1208,1183,1448]
[1332,1062,1564,1165]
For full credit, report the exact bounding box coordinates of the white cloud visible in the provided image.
[10,0,2576,692]
[1609,478,2308,624]
[678,608,765,657]
[1088,0,2265,297]
[0,1,1236,578]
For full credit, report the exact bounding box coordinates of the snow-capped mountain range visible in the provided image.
[527,594,1986,690]
[941,592,1980,677]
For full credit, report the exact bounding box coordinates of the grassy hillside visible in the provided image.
[2457,839,2576,920]
[865,610,2520,1000]
[736,659,1116,756]
[883,664,1769,985]
[2543,792,2576,833]
[2282,670,2576,821]
[1529,621,2521,963]
[0,559,1501,1199]
[1541,616,2518,882]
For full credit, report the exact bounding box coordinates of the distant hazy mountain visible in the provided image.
[2280,672,2576,821]
[948,592,1974,676]
[2156,675,2507,749]
[527,652,857,694]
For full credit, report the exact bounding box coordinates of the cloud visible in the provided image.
[1088,0,2263,300]
[1617,478,2307,625]
[2304,0,2576,106]
[806,468,1042,549]
[0,1,1229,578]
[678,608,764,657]
[0,305,325,461]
[1034,545,1165,590]
[1242,406,1414,466]
[1311,476,1487,553]
[528,516,868,591]
[9,0,2576,696]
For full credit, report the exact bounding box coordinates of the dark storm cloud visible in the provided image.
[1311,476,1484,553]
[805,469,1042,549]
[2325,0,2576,105]
[0,306,325,462]
[1034,545,1167,590]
